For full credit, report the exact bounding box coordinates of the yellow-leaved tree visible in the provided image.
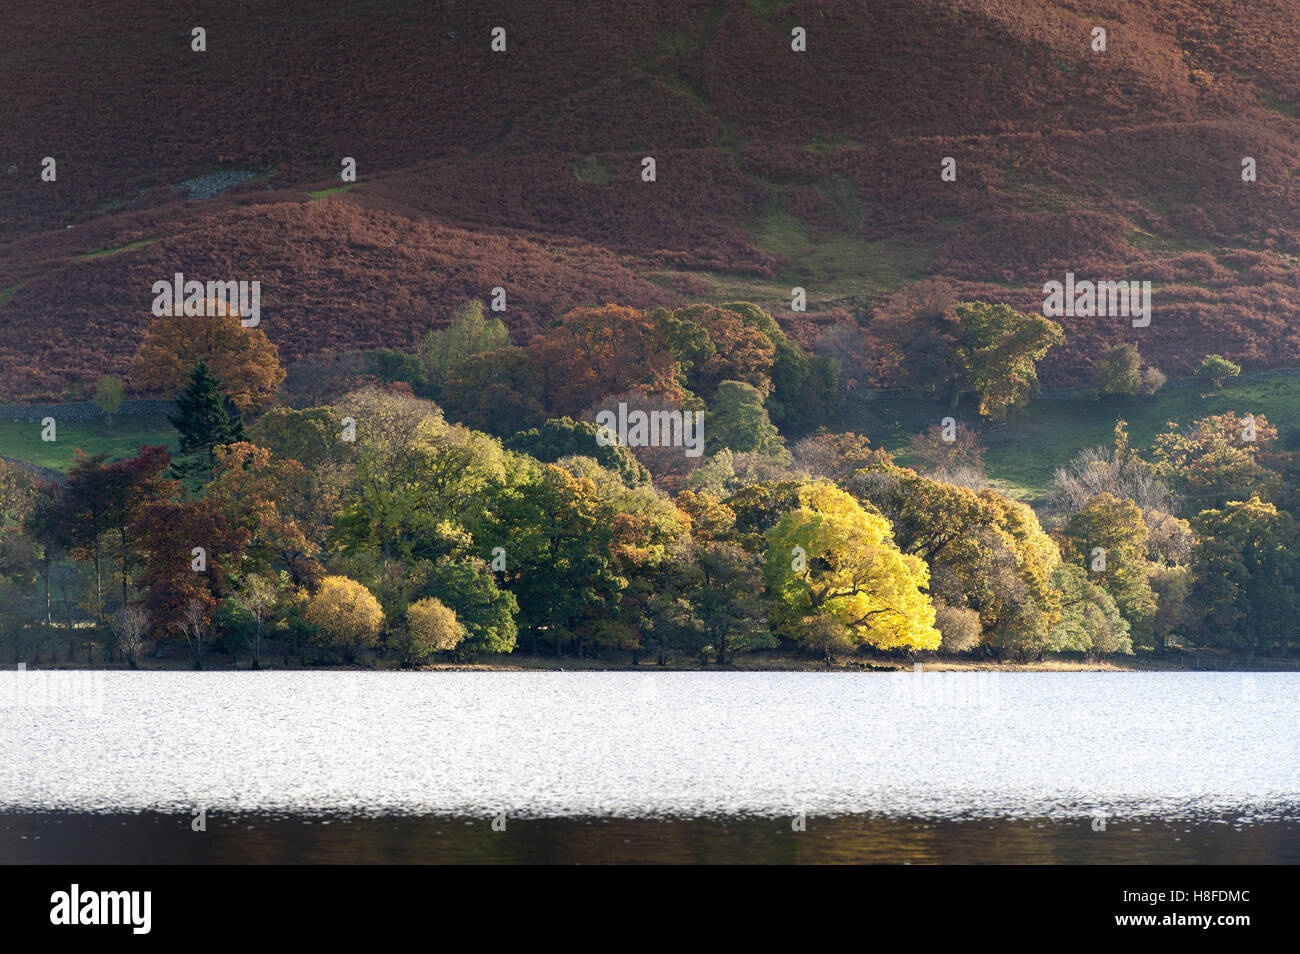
[305,575,385,662]
[764,481,939,655]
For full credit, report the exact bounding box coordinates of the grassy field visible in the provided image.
[0,414,176,472]
[837,371,1300,504]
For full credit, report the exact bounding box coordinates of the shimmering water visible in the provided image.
[2,671,1295,862]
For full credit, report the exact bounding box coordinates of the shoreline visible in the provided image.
[13,652,1297,674]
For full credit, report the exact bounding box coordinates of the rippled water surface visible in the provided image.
[3,671,1296,821]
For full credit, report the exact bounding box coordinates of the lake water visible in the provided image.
[2,671,1297,862]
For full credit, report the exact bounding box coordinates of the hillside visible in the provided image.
[5,0,1300,400]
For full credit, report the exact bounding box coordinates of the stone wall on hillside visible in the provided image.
[0,399,175,422]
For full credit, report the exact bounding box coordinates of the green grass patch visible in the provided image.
[746,0,791,20]
[307,184,354,200]
[658,71,710,112]
[0,279,34,311]
[0,414,177,472]
[573,155,614,186]
[1258,85,1297,118]
[750,209,935,297]
[655,29,694,59]
[71,238,157,261]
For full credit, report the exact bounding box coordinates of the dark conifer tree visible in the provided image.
[168,360,245,486]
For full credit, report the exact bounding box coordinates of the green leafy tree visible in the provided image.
[491,463,623,656]
[1092,344,1164,398]
[506,417,649,486]
[94,375,125,424]
[247,406,340,469]
[1047,564,1132,657]
[419,300,510,395]
[1190,495,1297,655]
[1058,493,1157,626]
[1197,354,1241,389]
[708,380,788,460]
[420,557,518,655]
[955,302,1064,419]
[330,388,507,562]
[229,572,283,669]
[441,346,545,437]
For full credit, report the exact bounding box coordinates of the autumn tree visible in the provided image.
[57,452,116,625]
[655,304,776,399]
[791,432,892,482]
[718,301,836,430]
[1151,412,1279,510]
[58,449,172,625]
[849,465,1061,659]
[398,596,465,664]
[764,481,939,653]
[132,307,284,412]
[907,420,986,480]
[527,304,684,417]
[440,346,546,437]
[131,498,247,641]
[865,280,964,402]
[208,442,319,585]
[305,575,385,662]
[99,446,176,610]
[673,490,738,544]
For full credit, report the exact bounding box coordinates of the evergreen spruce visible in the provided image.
[168,359,245,485]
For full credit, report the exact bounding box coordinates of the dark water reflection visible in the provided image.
[4,812,1296,864]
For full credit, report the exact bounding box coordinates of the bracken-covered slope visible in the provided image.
[4,0,1300,400]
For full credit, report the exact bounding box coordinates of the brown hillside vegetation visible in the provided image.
[5,0,1300,399]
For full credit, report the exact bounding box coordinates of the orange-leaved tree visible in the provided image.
[131,304,285,412]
